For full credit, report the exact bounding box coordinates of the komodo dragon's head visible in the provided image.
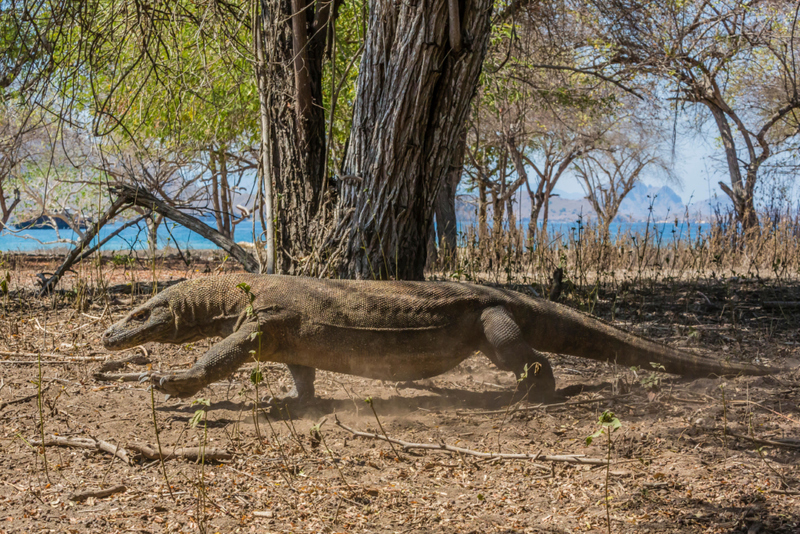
[102,293,176,350]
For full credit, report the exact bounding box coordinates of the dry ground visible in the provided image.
[0,253,798,533]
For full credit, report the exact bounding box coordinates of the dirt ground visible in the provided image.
[0,253,798,533]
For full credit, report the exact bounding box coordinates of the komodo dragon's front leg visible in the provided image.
[149,321,268,399]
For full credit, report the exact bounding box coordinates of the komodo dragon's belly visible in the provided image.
[274,319,482,381]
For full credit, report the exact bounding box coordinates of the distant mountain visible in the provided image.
[617,184,685,222]
[455,183,705,225]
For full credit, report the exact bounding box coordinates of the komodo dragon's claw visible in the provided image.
[138,373,150,384]
[148,372,204,399]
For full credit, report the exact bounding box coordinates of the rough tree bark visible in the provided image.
[434,132,466,268]
[259,0,331,273]
[333,0,492,280]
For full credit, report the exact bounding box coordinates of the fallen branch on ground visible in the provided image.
[334,415,611,465]
[725,428,800,449]
[127,443,232,462]
[761,301,800,309]
[69,485,126,502]
[0,351,106,362]
[97,349,150,373]
[93,372,148,382]
[456,393,634,416]
[0,358,106,365]
[30,435,130,464]
[0,391,40,411]
[0,384,52,411]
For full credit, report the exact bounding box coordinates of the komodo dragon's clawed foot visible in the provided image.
[146,372,206,399]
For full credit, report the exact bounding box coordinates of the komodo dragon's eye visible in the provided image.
[131,309,149,321]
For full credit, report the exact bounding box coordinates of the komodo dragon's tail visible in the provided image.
[514,297,774,377]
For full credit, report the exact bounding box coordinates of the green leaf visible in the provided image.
[250,368,263,385]
[236,282,251,294]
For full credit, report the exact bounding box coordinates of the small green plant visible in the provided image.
[111,254,135,267]
[150,381,175,500]
[1,271,9,309]
[190,398,210,534]
[586,410,622,534]
[634,362,666,391]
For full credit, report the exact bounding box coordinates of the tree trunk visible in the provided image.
[425,216,438,269]
[208,150,225,237]
[0,185,20,228]
[219,148,232,238]
[333,0,492,280]
[708,105,758,231]
[478,179,489,244]
[435,131,465,268]
[260,0,328,273]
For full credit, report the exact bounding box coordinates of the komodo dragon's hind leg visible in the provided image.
[480,306,556,401]
[149,321,269,399]
[264,364,316,405]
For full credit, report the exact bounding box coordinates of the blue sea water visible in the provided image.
[0,217,712,253]
[0,218,267,253]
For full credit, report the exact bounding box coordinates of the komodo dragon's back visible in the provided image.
[261,276,505,330]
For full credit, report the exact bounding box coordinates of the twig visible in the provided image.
[127,443,232,462]
[0,358,106,365]
[30,435,131,464]
[456,393,634,416]
[761,301,800,309]
[69,485,126,502]
[334,416,610,465]
[0,388,48,411]
[0,351,106,361]
[96,349,150,373]
[93,372,149,382]
[725,428,800,450]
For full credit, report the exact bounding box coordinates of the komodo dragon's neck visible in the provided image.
[167,276,253,334]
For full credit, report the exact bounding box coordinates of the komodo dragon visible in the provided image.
[101,274,774,402]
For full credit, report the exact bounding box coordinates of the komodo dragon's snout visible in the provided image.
[102,298,175,350]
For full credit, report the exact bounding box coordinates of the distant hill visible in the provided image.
[455,183,723,225]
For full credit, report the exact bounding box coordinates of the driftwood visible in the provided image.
[110,183,259,273]
[38,195,130,296]
[31,435,131,464]
[69,485,126,502]
[334,416,610,465]
[38,183,260,295]
[127,442,232,462]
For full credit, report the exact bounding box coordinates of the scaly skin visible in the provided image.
[101,274,777,402]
